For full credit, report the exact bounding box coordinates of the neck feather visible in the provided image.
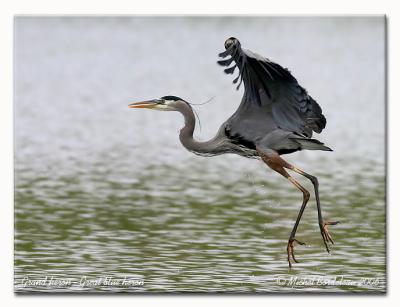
[178,104,226,156]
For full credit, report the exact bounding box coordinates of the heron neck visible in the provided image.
[178,105,224,156]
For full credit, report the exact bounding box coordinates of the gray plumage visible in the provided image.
[132,37,331,159]
[128,37,337,268]
[217,37,330,156]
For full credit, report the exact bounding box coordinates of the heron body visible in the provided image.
[129,37,339,268]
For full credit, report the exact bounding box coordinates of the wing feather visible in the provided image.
[218,38,326,139]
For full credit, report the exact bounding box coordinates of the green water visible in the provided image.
[14,157,385,293]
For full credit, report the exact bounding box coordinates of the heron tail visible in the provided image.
[290,138,333,151]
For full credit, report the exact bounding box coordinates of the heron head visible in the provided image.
[128,95,189,111]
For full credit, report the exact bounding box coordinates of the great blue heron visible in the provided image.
[129,37,339,268]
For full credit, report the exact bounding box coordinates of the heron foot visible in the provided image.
[320,220,340,253]
[286,238,306,269]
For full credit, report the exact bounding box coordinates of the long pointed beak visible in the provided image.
[128,100,159,109]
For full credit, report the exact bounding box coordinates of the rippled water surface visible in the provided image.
[14,16,385,293]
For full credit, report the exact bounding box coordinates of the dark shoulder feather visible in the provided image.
[218,38,326,138]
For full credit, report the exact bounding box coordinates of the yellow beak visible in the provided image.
[128,100,159,109]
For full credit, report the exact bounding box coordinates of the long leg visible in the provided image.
[257,148,310,268]
[290,166,340,252]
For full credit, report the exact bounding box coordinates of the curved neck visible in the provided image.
[178,104,226,156]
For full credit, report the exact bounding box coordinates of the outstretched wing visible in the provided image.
[218,38,326,142]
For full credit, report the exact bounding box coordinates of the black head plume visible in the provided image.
[161,95,183,101]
